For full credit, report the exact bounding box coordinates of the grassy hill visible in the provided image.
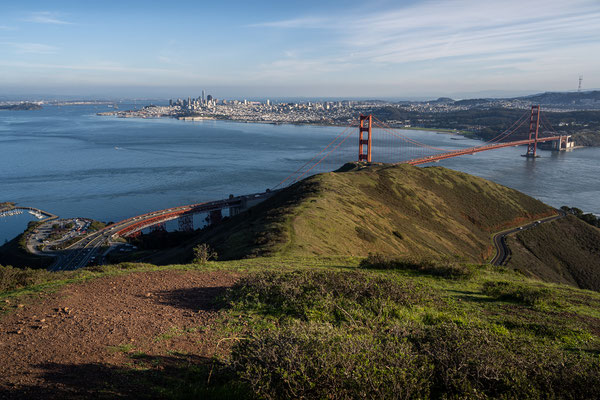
[197,163,553,262]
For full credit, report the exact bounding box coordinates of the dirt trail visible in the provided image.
[0,270,238,399]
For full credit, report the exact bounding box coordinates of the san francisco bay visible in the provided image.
[1,104,599,243]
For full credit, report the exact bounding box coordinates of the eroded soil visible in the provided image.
[0,270,239,399]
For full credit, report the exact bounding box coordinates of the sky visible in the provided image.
[1,0,599,99]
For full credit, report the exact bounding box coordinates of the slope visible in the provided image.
[507,215,600,291]
[196,163,553,262]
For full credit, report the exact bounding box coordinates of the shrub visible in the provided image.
[226,270,432,322]
[0,264,56,292]
[233,320,600,400]
[412,322,600,399]
[232,323,433,400]
[482,281,551,306]
[193,243,218,264]
[360,253,475,279]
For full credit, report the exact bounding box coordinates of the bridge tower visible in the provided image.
[359,114,372,162]
[525,105,541,158]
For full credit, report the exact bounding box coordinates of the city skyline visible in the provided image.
[1,0,599,98]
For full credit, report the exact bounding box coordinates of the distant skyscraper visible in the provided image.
[202,89,205,103]
[266,99,270,106]
[207,94,213,102]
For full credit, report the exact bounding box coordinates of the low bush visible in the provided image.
[413,322,600,399]
[232,323,433,400]
[0,264,57,292]
[482,281,551,306]
[194,243,218,264]
[360,253,475,279]
[232,321,600,400]
[225,270,433,322]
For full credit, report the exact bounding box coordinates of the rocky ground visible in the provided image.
[0,270,238,399]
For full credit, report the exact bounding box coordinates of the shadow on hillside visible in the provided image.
[446,289,497,304]
[0,354,247,399]
[152,286,231,312]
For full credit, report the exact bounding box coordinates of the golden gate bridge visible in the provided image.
[52,105,572,269]
[273,105,569,188]
[118,105,567,237]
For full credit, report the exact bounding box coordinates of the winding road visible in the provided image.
[490,210,566,266]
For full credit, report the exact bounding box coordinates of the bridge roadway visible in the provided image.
[50,191,276,271]
[405,136,561,166]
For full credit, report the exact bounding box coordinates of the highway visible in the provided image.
[49,190,276,271]
[490,210,566,266]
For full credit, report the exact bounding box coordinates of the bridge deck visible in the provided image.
[404,136,561,166]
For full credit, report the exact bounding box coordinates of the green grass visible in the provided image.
[2,256,600,398]
[222,258,600,399]
[191,163,553,264]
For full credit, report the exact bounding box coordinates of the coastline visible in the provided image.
[98,112,476,138]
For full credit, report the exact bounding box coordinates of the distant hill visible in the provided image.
[196,163,553,262]
[0,102,42,111]
[516,90,600,106]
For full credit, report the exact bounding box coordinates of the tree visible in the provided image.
[193,243,218,264]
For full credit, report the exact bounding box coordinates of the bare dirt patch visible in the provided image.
[0,269,239,399]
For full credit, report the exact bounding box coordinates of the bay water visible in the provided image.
[1,104,598,243]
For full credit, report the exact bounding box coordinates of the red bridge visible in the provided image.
[274,105,571,187]
[56,105,572,270]
[112,105,567,237]
[114,105,569,237]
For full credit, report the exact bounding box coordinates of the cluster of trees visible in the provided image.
[561,206,600,228]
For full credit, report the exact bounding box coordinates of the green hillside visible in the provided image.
[507,216,600,291]
[198,163,553,262]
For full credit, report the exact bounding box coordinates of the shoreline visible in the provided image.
[99,112,477,138]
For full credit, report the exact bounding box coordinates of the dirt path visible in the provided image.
[0,270,239,399]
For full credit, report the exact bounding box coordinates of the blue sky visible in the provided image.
[1,0,599,99]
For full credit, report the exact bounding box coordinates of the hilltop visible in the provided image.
[195,163,553,262]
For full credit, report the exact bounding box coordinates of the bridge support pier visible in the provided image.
[208,210,222,225]
[178,214,194,232]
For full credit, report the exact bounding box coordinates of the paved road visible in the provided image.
[490,210,566,266]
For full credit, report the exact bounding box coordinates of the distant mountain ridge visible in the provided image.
[423,90,600,108]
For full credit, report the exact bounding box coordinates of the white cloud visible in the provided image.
[247,16,327,29]
[2,42,58,54]
[252,0,600,76]
[24,11,72,25]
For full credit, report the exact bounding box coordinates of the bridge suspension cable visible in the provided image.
[290,125,356,184]
[272,121,358,189]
